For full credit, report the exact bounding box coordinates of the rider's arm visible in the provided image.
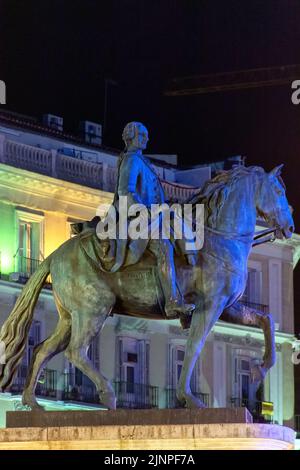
[118,155,143,204]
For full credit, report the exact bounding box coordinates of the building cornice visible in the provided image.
[0,163,113,219]
[282,233,300,268]
[214,320,295,345]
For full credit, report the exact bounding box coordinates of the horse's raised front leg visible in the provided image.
[221,302,276,383]
[177,296,227,408]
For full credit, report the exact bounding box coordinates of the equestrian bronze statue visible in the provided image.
[0,122,294,411]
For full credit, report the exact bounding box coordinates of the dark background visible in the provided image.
[0,0,299,404]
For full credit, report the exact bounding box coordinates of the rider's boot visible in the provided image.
[165,299,195,319]
[148,239,195,325]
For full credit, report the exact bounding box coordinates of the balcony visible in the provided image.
[0,137,198,201]
[1,139,103,190]
[10,364,27,394]
[166,389,210,409]
[230,397,274,423]
[8,366,206,411]
[10,366,57,399]
[62,372,99,404]
[113,381,159,409]
[36,369,57,399]
[15,255,41,278]
[3,254,52,288]
[161,180,199,203]
[61,377,159,409]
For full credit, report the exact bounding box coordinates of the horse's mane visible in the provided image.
[188,165,265,227]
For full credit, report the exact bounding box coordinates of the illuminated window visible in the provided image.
[15,210,44,275]
[233,355,261,406]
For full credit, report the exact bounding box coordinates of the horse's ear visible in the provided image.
[270,164,284,176]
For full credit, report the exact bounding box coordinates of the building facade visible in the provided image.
[0,110,299,431]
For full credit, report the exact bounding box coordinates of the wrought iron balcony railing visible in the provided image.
[10,364,27,394]
[229,397,274,423]
[7,254,52,287]
[10,366,57,399]
[166,388,210,409]
[62,377,159,409]
[36,369,57,399]
[113,381,159,409]
[9,365,210,412]
[62,372,99,404]
[16,256,41,277]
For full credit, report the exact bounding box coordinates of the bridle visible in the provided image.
[204,174,283,247]
[252,226,278,247]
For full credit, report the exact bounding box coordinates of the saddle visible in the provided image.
[73,216,198,273]
[75,220,196,329]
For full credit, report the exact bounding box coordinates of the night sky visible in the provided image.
[0,0,300,335]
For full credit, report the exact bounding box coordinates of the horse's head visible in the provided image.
[256,165,294,239]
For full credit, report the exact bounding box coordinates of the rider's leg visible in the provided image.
[148,239,194,318]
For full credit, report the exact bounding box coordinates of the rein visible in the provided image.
[204,225,253,243]
[205,225,278,247]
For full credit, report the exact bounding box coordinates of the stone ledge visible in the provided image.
[0,423,295,450]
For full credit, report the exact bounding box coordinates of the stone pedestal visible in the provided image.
[6,407,252,428]
[0,408,294,450]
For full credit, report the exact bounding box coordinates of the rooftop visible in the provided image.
[0,109,119,156]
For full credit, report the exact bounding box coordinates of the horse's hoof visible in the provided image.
[23,402,44,411]
[177,393,207,409]
[186,397,207,409]
[22,396,44,411]
[99,391,116,410]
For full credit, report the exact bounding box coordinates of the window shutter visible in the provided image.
[137,340,145,384]
[244,268,262,304]
[168,344,175,388]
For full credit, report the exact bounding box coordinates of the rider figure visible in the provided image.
[116,121,195,319]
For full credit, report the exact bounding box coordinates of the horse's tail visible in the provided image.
[0,256,51,391]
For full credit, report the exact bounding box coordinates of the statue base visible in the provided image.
[1,408,295,450]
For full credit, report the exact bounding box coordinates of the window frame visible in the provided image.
[15,209,44,262]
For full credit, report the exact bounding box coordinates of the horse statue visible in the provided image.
[0,164,294,410]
